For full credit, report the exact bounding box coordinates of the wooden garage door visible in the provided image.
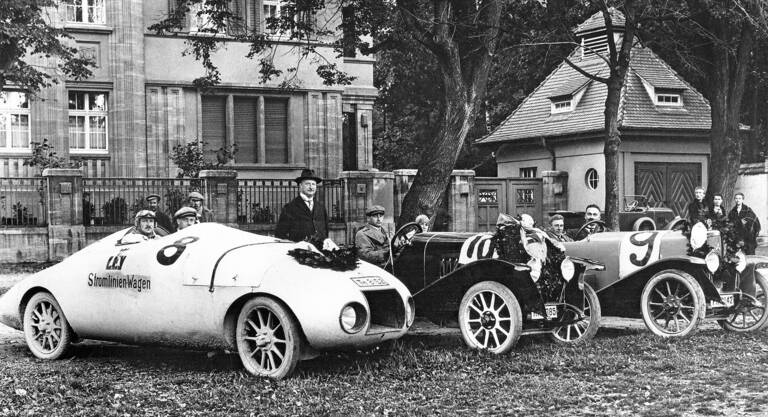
[635,162,701,217]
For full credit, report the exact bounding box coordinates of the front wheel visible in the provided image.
[458,281,523,354]
[641,270,705,337]
[236,297,302,379]
[550,284,601,344]
[718,273,768,332]
[23,292,73,360]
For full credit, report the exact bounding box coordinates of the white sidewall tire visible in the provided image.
[23,292,73,360]
[458,281,522,354]
[236,297,301,379]
[550,284,601,344]
[719,273,768,332]
[641,270,704,337]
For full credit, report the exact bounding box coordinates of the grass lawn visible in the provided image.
[1,327,767,416]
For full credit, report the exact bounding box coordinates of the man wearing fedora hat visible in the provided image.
[355,205,402,267]
[188,191,214,223]
[275,169,337,249]
[146,193,173,232]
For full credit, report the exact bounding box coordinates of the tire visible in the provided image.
[633,217,656,231]
[236,297,301,379]
[718,273,768,332]
[550,284,601,344]
[458,281,523,354]
[641,270,705,337]
[23,292,73,360]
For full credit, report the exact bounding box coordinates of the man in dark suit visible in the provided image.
[275,169,336,249]
[146,193,174,232]
[729,192,761,255]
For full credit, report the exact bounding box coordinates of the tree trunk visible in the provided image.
[603,75,624,230]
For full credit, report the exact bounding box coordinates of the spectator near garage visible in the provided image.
[729,192,761,255]
[686,186,710,226]
[188,191,214,223]
[275,169,337,250]
[708,193,727,226]
[146,193,174,232]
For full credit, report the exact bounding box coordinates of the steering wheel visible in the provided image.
[574,220,606,241]
[383,222,422,271]
[626,200,639,211]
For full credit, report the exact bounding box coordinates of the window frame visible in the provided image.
[585,168,599,190]
[0,92,31,152]
[68,91,109,155]
[64,0,106,25]
[519,167,537,178]
[655,93,682,107]
[550,98,572,114]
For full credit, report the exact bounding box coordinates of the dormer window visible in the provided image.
[655,90,682,106]
[551,97,572,114]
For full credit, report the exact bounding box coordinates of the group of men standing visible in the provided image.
[687,187,761,254]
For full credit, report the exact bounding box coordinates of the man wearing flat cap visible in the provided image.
[355,205,402,267]
[174,207,198,231]
[146,193,174,232]
[275,169,337,250]
[188,191,214,223]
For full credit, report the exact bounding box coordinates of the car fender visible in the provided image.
[412,258,542,315]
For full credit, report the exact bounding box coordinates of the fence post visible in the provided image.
[448,170,476,232]
[42,168,86,261]
[199,170,238,226]
[340,170,395,244]
[541,170,569,214]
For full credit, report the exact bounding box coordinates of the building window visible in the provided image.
[68,91,108,153]
[264,98,288,163]
[65,0,106,24]
[263,0,281,34]
[551,98,572,114]
[0,92,30,151]
[655,93,681,106]
[520,167,537,178]
[585,168,599,190]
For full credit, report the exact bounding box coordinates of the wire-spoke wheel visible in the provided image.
[550,284,601,344]
[459,281,522,354]
[23,292,73,360]
[719,273,768,332]
[236,297,301,379]
[641,270,704,337]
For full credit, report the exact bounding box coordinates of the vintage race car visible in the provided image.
[0,223,414,379]
[563,222,768,337]
[553,196,677,233]
[388,218,604,354]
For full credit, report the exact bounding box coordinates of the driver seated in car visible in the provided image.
[568,204,609,241]
[120,210,158,244]
[355,205,403,268]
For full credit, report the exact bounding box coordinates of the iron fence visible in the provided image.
[0,177,46,226]
[237,178,345,225]
[83,178,202,226]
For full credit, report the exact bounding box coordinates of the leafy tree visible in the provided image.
[170,141,236,178]
[0,0,94,93]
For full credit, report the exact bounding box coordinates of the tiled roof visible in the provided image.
[575,8,625,34]
[477,46,711,145]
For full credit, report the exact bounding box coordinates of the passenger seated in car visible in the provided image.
[546,214,573,242]
[173,206,199,231]
[119,210,158,244]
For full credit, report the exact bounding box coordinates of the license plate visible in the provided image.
[545,304,558,319]
[710,294,735,308]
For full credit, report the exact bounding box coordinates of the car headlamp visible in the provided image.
[735,251,747,273]
[690,222,707,250]
[560,257,575,282]
[527,259,541,282]
[704,251,720,273]
[339,303,366,334]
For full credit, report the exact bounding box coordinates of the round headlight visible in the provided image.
[339,303,366,334]
[405,296,415,327]
[560,257,575,281]
[736,251,747,273]
[527,259,541,282]
[705,251,720,273]
[690,222,707,250]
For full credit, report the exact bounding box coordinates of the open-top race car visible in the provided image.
[0,223,414,379]
[563,222,768,337]
[388,215,604,353]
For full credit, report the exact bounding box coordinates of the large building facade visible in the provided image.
[1,0,376,180]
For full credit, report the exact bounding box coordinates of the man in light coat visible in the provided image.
[355,205,402,267]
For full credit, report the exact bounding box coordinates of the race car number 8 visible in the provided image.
[156,236,199,266]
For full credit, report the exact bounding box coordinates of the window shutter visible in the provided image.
[234,97,258,163]
[250,0,262,32]
[201,96,226,158]
[264,98,288,163]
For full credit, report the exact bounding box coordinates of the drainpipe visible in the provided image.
[540,137,556,170]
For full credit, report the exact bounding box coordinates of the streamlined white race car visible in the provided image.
[0,223,414,379]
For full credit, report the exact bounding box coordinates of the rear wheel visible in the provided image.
[718,273,768,332]
[550,284,601,344]
[641,270,705,337]
[236,297,301,379]
[23,292,73,360]
[458,281,522,354]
